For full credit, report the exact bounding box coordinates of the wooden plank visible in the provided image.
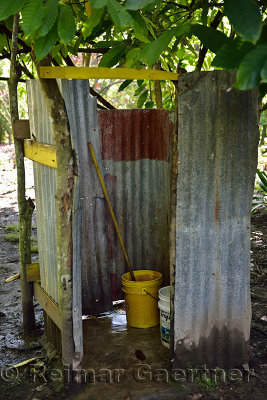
[24,139,57,168]
[33,282,62,330]
[26,263,40,282]
[40,66,179,81]
[14,120,31,139]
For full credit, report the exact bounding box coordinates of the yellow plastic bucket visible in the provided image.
[122,270,162,328]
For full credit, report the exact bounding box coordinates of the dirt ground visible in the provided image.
[0,144,266,400]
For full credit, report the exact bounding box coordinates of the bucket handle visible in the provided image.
[142,288,158,300]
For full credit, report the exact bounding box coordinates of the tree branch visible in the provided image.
[18,61,34,79]
[77,47,110,54]
[61,53,115,109]
[196,10,223,71]
[0,76,26,82]
[8,13,35,336]
[0,24,31,53]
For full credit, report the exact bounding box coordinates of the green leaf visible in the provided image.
[126,47,140,67]
[107,0,133,30]
[192,24,229,54]
[58,2,76,45]
[258,23,267,45]
[125,0,161,10]
[135,83,146,95]
[257,169,267,189]
[201,0,209,26]
[224,0,262,43]
[34,22,58,61]
[93,40,124,48]
[142,15,156,39]
[235,44,267,90]
[139,24,191,68]
[261,59,267,82]
[138,29,174,67]
[21,0,44,36]
[145,100,154,109]
[0,0,26,22]
[11,358,38,368]
[99,44,127,67]
[90,0,109,8]
[129,10,150,43]
[51,43,62,58]
[137,90,149,108]
[259,83,267,99]
[38,0,58,37]
[212,39,254,70]
[118,80,133,92]
[82,8,104,38]
[0,34,6,52]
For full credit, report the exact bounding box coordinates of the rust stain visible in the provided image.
[214,178,220,223]
[62,193,70,211]
[110,272,120,301]
[98,109,173,162]
[105,174,117,260]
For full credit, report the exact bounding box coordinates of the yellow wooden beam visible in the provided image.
[24,139,57,169]
[26,263,40,282]
[40,66,179,81]
[34,282,62,330]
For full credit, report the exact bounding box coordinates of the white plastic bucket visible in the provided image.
[158,286,170,348]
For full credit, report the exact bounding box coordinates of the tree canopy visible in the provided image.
[0,0,266,108]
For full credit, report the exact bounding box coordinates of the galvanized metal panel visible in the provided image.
[174,71,259,368]
[61,79,112,316]
[27,80,58,303]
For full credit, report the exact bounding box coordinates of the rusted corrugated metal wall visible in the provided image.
[173,71,259,368]
[98,110,173,300]
[27,80,173,315]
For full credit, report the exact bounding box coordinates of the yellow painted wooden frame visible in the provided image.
[26,263,41,282]
[24,139,57,168]
[40,66,179,81]
[34,282,62,330]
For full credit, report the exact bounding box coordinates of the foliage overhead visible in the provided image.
[0,0,266,111]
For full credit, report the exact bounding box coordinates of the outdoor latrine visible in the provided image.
[24,70,259,370]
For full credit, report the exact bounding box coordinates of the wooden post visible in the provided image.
[8,14,35,336]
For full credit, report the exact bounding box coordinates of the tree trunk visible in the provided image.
[153,61,163,108]
[8,14,35,336]
[34,56,75,368]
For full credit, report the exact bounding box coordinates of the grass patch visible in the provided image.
[4,224,19,233]
[5,233,19,243]
[31,246,38,254]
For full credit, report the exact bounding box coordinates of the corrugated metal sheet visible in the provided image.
[27,80,174,315]
[61,79,112,315]
[27,80,58,303]
[173,71,259,368]
[98,110,173,299]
